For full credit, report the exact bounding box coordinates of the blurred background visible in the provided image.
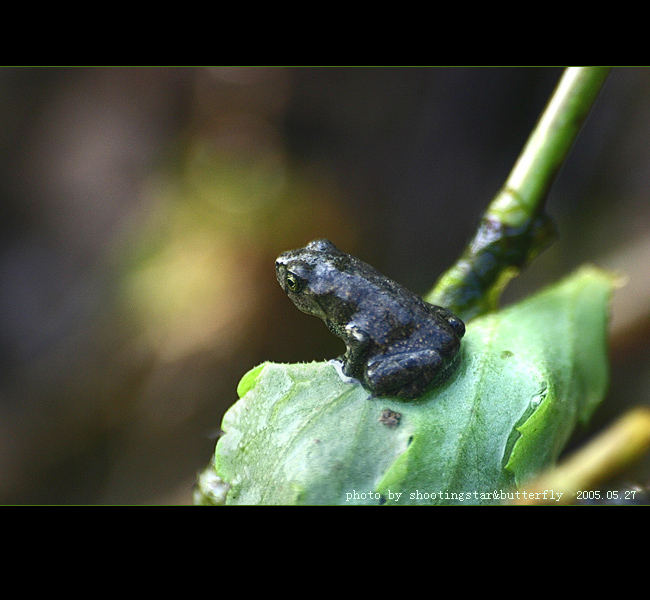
[1,67,649,504]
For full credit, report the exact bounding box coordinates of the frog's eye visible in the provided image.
[286,271,304,293]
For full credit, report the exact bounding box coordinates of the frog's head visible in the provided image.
[275,239,345,320]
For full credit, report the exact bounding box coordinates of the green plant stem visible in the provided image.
[498,66,611,220]
[427,67,611,320]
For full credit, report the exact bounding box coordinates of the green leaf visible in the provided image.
[200,265,616,505]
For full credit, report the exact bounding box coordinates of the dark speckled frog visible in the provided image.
[275,239,465,399]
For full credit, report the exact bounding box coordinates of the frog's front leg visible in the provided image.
[364,349,445,399]
[340,323,374,380]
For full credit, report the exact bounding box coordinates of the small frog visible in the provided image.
[275,239,465,399]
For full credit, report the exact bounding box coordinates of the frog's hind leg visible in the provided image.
[365,349,443,399]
